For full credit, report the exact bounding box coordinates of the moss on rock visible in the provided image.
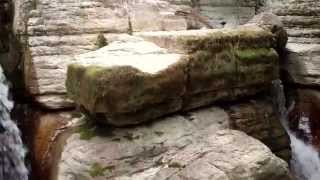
[66,26,283,126]
[87,162,114,177]
[178,27,274,53]
[95,33,108,48]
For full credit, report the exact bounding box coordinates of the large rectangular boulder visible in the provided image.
[66,25,280,126]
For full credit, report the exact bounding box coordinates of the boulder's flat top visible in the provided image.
[76,40,182,74]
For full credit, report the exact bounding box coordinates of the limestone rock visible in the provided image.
[55,107,292,180]
[22,111,70,179]
[266,0,320,86]
[199,0,258,28]
[12,0,191,109]
[246,12,288,51]
[66,26,280,126]
[227,99,291,161]
[66,38,185,126]
[12,0,263,109]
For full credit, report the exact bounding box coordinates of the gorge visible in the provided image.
[0,0,320,180]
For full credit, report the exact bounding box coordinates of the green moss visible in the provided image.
[168,162,185,169]
[95,33,108,48]
[154,131,164,136]
[87,162,115,177]
[178,28,274,53]
[128,16,133,35]
[71,111,83,118]
[31,0,38,9]
[122,132,140,141]
[235,48,274,61]
[77,119,97,140]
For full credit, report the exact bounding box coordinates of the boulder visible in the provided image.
[55,106,292,180]
[66,26,280,126]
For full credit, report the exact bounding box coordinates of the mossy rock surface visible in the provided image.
[66,26,282,126]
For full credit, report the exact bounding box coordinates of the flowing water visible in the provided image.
[273,80,320,180]
[0,66,28,180]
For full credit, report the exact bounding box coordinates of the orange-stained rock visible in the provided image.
[22,109,71,180]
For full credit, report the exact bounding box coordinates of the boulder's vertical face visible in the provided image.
[227,99,291,161]
[11,0,263,109]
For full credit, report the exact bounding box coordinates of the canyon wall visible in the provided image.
[3,0,296,179]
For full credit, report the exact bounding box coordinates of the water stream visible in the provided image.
[273,80,320,180]
[0,65,28,180]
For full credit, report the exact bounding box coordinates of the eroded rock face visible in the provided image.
[198,0,259,28]
[0,0,12,70]
[227,99,291,161]
[265,0,320,86]
[12,0,262,109]
[56,106,292,180]
[66,25,279,126]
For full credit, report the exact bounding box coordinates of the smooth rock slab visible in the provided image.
[66,26,279,126]
[56,107,292,180]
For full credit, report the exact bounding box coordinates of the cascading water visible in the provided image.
[272,80,320,180]
[0,66,28,180]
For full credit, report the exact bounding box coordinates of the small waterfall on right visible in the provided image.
[272,80,320,180]
[0,66,28,180]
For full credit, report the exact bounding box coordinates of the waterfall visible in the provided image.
[272,80,320,180]
[0,66,28,180]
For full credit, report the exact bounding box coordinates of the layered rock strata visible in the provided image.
[12,0,262,109]
[227,99,291,161]
[266,0,320,86]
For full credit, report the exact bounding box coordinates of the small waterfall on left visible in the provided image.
[0,65,28,180]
